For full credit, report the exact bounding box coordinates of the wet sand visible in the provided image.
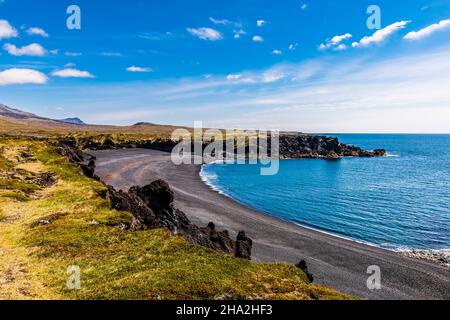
[92,148,450,300]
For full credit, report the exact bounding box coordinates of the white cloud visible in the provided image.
[288,43,299,50]
[126,66,153,73]
[0,68,48,85]
[64,63,76,68]
[209,17,229,25]
[0,19,18,40]
[262,73,284,83]
[330,33,352,45]
[51,68,95,78]
[272,49,282,55]
[352,21,410,47]
[252,35,264,42]
[319,33,352,50]
[226,74,242,80]
[233,29,246,39]
[26,27,49,38]
[404,19,450,41]
[300,4,308,10]
[209,17,231,26]
[334,44,348,51]
[21,45,450,133]
[187,27,223,41]
[3,43,47,56]
[256,20,266,27]
[209,17,241,28]
[65,52,82,57]
[100,52,123,57]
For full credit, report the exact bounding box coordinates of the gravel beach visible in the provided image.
[92,148,450,300]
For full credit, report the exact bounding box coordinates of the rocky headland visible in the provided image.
[58,133,386,160]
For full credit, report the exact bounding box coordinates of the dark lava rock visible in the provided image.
[35,172,56,187]
[108,180,253,259]
[130,180,174,212]
[235,231,253,260]
[107,186,159,230]
[278,134,386,159]
[296,260,314,283]
[192,224,235,255]
[55,142,100,180]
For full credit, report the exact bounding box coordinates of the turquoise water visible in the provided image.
[201,135,450,251]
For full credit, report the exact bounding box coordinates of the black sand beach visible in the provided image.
[92,148,450,300]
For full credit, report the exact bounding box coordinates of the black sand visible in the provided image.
[92,148,450,300]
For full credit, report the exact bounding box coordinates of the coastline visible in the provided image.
[200,163,450,267]
[92,148,450,300]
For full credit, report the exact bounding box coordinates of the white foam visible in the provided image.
[385,153,400,158]
[199,165,228,196]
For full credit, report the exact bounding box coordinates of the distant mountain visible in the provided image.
[132,122,157,126]
[0,104,44,120]
[0,103,186,137]
[0,104,86,126]
[60,117,85,125]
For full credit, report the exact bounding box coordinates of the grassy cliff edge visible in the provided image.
[0,137,353,300]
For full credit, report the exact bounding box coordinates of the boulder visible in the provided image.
[108,181,252,259]
[296,259,314,283]
[235,231,253,260]
[107,186,159,230]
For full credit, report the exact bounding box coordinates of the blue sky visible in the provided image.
[1,0,450,132]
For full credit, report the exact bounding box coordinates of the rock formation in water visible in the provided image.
[278,134,386,159]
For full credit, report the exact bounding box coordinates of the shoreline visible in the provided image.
[92,148,450,300]
[200,164,383,249]
[200,163,450,267]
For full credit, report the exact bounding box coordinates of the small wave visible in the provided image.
[199,165,227,196]
[385,153,400,158]
[395,248,450,267]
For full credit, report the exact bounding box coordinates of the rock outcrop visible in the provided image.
[278,134,386,159]
[107,180,252,259]
[296,260,314,283]
[58,132,386,160]
[56,141,99,180]
[235,231,253,259]
[55,142,253,259]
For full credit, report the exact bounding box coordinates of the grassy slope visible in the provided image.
[0,137,352,300]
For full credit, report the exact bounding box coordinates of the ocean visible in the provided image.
[201,134,450,252]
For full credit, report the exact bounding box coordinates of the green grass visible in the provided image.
[0,137,353,300]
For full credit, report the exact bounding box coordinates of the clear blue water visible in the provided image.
[201,135,450,251]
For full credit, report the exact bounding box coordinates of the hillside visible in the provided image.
[0,136,352,300]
